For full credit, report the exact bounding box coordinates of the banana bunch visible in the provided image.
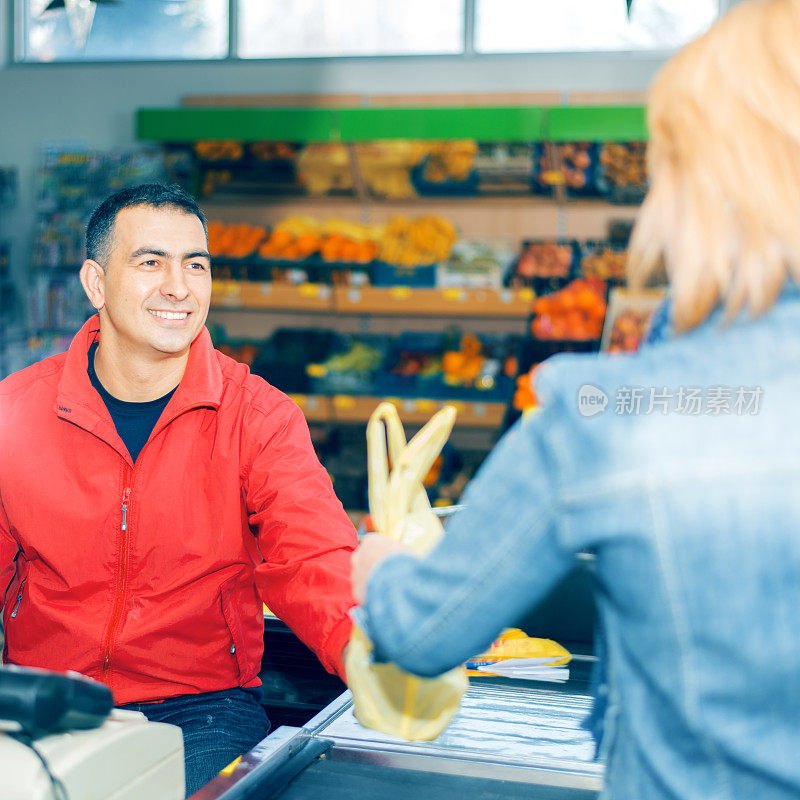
[297,144,354,196]
[320,217,386,243]
[379,215,458,267]
[423,140,478,183]
[272,216,321,238]
[345,403,468,740]
[297,142,431,199]
[357,141,430,199]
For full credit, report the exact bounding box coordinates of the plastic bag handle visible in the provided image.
[386,405,457,538]
[367,402,407,536]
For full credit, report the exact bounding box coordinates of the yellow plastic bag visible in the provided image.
[346,402,469,740]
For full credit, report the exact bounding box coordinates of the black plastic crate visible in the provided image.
[248,256,324,283]
[516,336,601,374]
[507,239,580,292]
[250,329,343,394]
[531,142,601,198]
[307,334,391,396]
[596,141,648,205]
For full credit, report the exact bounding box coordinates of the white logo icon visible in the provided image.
[577,384,609,417]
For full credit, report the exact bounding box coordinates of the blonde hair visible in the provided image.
[628,0,800,332]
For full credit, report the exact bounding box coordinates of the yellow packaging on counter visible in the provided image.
[465,628,571,676]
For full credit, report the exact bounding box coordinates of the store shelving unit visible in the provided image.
[211,280,534,318]
[0,168,19,380]
[287,393,506,429]
[136,97,646,506]
[136,104,647,144]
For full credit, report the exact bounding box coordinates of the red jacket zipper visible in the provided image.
[10,578,26,618]
[102,469,132,680]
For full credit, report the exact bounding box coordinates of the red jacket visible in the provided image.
[0,317,357,704]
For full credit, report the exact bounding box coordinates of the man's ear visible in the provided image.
[80,260,106,311]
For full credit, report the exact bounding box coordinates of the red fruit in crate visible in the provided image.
[623,334,641,351]
[585,276,607,296]
[573,151,591,170]
[517,251,538,277]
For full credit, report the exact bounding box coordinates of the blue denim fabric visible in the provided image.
[361,287,800,800]
[119,687,270,797]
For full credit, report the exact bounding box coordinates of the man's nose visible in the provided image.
[160,262,190,301]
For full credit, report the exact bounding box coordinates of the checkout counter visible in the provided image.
[0,510,600,800]
[190,672,601,800]
[192,556,602,800]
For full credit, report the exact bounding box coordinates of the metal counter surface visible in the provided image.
[194,682,603,800]
[309,684,598,770]
[267,759,600,800]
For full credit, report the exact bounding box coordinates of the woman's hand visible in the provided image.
[351,534,413,604]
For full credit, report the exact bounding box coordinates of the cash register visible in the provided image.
[0,665,184,800]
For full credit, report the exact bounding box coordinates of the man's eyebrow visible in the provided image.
[130,247,170,260]
[129,247,211,260]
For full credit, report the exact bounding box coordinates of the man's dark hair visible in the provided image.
[85,183,208,266]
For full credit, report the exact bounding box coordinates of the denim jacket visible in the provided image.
[361,289,800,800]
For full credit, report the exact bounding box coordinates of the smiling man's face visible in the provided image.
[92,204,212,362]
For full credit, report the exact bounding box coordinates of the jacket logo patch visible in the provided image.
[58,405,72,413]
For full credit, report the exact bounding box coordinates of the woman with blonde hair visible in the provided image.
[352,2,800,798]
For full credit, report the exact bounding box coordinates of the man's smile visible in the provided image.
[148,309,190,321]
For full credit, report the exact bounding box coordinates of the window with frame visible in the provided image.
[14,0,723,64]
[17,0,228,62]
[475,0,720,54]
[238,0,464,59]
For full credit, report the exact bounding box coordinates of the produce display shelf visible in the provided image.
[211,280,534,318]
[288,393,505,429]
[286,394,333,423]
[139,107,337,143]
[329,394,506,428]
[202,194,639,210]
[334,285,533,317]
[211,280,333,311]
[136,104,646,144]
[548,105,647,142]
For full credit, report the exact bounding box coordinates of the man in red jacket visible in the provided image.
[0,184,358,795]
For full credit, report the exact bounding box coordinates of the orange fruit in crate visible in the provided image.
[282,244,301,260]
[354,241,377,263]
[270,229,293,249]
[295,233,321,256]
[340,240,360,262]
[321,238,342,262]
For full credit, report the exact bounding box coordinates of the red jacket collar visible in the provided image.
[55,315,223,436]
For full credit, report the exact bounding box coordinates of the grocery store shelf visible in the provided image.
[202,194,630,209]
[288,393,506,428]
[330,394,506,428]
[548,105,647,142]
[287,394,332,423]
[201,195,636,245]
[137,104,646,143]
[210,280,534,318]
[139,108,337,143]
[211,280,333,311]
[338,106,545,141]
[333,285,533,317]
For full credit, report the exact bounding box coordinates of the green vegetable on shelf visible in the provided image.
[308,341,385,376]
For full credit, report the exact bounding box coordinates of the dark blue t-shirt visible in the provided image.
[87,341,177,463]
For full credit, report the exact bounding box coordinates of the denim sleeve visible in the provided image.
[359,411,575,678]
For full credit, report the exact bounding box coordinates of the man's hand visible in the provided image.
[351,534,414,604]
